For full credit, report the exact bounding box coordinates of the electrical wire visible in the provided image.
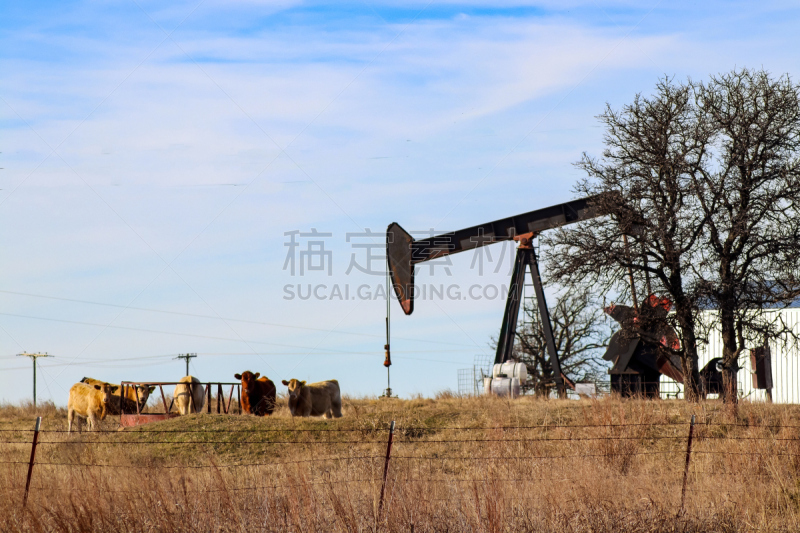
[0,289,475,348]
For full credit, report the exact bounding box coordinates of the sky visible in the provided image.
[2,0,800,404]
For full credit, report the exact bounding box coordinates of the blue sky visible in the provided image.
[2,0,800,404]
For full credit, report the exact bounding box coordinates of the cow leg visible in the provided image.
[88,412,97,431]
[68,409,74,433]
[177,394,186,415]
[331,396,343,418]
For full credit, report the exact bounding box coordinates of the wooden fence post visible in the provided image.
[22,417,42,509]
[378,420,396,515]
[680,414,696,513]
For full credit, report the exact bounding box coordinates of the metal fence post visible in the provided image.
[378,420,396,515]
[22,417,42,509]
[680,414,696,513]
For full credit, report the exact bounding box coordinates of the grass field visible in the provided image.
[2,393,800,532]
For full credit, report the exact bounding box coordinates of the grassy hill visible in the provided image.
[2,394,800,531]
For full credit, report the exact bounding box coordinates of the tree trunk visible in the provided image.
[679,344,702,402]
[672,285,702,402]
[719,310,740,405]
[675,307,702,402]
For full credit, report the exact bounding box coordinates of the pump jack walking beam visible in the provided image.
[387,195,607,396]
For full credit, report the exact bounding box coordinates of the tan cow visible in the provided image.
[80,377,154,414]
[281,379,342,418]
[173,376,205,415]
[68,382,118,433]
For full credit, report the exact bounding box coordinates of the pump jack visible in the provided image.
[386,196,606,397]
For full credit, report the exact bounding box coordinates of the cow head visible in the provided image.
[134,385,156,406]
[235,371,261,395]
[281,379,306,400]
[94,383,119,405]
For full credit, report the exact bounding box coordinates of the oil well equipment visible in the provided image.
[384,195,725,398]
[386,196,605,397]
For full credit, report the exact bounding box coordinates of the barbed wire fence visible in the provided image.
[3,417,800,517]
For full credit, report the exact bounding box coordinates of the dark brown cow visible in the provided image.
[234,371,276,416]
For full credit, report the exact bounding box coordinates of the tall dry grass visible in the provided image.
[2,395,800,532]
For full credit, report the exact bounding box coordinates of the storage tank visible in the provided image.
[492,361,527,382]
[484,361,527,398]
[488,377,520,398]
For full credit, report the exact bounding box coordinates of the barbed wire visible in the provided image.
[3,420,800,434]
[0,433,798,445]
[9,477,383,495]
[25,455,385,469]
[2,448,799,470]
[0,422,696,432]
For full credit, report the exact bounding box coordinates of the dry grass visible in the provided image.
[2,394,800,531]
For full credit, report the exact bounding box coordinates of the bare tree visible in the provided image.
[692,69,800,404]
[513,287,610,396]
[545,77,712,401]
[546,69,800,404]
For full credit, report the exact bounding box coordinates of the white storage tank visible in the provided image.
[492,361,527,382]
[486,377,520,398]
[484,361,526,398]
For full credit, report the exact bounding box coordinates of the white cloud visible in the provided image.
[2,1,800,402]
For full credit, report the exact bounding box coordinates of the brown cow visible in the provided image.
[68,382,118,432]
[80,377,154,414]
[234,371,276,416]
[281,379,342,418]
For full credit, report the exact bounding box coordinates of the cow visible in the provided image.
[80,377,154,414]
[68,382,118,433]
[281,379,342,418]
[173,375,206,415]
[234,371,276,416]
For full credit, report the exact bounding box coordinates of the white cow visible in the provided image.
[173,376,205,415]
[68,382,118,432]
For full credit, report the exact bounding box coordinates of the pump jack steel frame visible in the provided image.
[387,195,606,397]
[495,235,566,395]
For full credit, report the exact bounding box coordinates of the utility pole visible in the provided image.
[174,353,197,376]
[16,352,53,408]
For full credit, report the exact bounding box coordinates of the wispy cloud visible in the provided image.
[1,1,799,402]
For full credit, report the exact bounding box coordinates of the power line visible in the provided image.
[0,353,467,373]
[0,289,474,348]
[0,311,476,356]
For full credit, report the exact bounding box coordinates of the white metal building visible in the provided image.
[661,308,800,403]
